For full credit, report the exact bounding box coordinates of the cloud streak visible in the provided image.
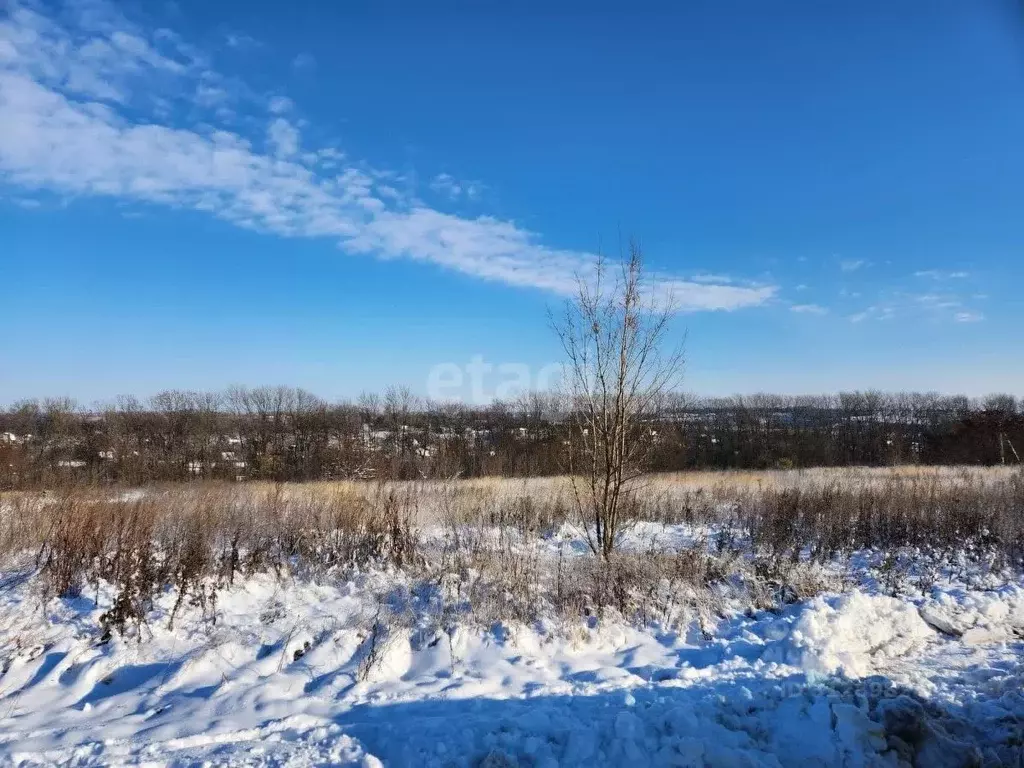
[790,303,827,315]
[429,172,483,202]
[847,290,985,325]
[914,270,969,280]
[954,311,983,323]
[0,1,775,311]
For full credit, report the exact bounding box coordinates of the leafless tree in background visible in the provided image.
[553,241,685,559]
[1,385,1020,490]
[383,385,420,478]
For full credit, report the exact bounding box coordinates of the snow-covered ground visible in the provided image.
[1,522,1022,767]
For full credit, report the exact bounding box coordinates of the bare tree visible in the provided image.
[383,385,420,478]
[553,241,685,559]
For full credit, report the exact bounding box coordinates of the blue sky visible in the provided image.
[2,0,1023,404]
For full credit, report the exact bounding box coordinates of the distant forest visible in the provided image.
[1,388,1021,489]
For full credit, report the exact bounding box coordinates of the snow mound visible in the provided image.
[767,592,935,677]
[919,584,1024,644]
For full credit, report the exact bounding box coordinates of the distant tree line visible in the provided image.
[0,387,1021,489]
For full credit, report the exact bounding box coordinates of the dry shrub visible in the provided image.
[724,470,1024,567]
[355,606,400,683]
[431,493,544,627]
[5,467,1022,636]
[546,545,734,634]
[24,482,418,637]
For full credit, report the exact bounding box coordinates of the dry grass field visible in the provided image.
[2,465,1021,628]
[1,467,1022,766]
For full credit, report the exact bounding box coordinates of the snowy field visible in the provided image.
[1,474,1022,766]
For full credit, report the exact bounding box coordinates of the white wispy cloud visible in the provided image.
[266,117,300,158]
[790,304,827,315]
[914,269,969,280]
[194,76,229,109]
[689,273,734,285]
[913,293,961,310]
[954,311,983,323]
[429,172,483,201]
[0,0,776,311]
[225,32,260,50]
[847,291,984,325]
[839,259,866,272]
[291,52,314,72]
[267,95,293,114]
[848,305,895,323]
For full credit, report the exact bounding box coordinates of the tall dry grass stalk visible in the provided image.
[1,467,1020,634]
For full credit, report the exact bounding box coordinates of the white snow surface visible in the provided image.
[1,532,1022,766]
[764,592,936,678]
